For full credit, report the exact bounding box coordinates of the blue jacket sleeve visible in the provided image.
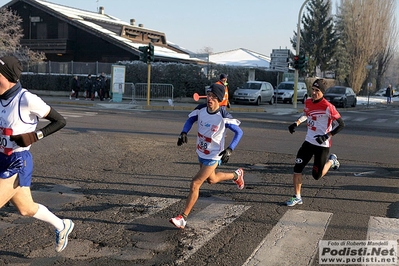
[181,115,197,133]
[225,124,243,150]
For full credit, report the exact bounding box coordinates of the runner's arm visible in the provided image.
[226,124,243,150]
[329,117,345,136]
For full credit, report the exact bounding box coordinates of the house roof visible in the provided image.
[2,0,204,63]
[209,48,271,68]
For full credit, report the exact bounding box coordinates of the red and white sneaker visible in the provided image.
[169,214,187,229]
[233,168,244,189]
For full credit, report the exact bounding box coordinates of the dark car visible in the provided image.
[324,86,357,108]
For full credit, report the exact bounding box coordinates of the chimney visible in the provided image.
[130,19,136,26]
[138,23,144,27]
[99,6,104,15]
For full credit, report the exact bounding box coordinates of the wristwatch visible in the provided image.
[36,130,44,140]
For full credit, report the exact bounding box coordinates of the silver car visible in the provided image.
[233,81,274,105]
[275,81,308,104]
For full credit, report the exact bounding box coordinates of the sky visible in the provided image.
[1,0,398,56]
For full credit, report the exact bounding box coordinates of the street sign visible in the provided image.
[270,49,292,72]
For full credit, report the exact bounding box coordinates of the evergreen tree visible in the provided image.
[291,0,337,77]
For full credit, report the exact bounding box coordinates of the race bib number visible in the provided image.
[0,127,13,156]
[197,132,211,155]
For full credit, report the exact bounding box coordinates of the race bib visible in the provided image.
[197,132,211,155]
[0,127,13,156]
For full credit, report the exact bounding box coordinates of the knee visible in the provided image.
[18,207,37,217]
[190,180,202,191]
[206,178,217,184]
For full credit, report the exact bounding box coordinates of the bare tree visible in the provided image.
[0,7,45,63]
[374,1,398,90]
[384,51,399,88]
[338,0,397,94]
[198,46,214,55]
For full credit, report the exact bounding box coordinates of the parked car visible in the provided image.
[232,81,274,105]
[274,81,308,104]
[324,86,357,108]
[374,88,399,97]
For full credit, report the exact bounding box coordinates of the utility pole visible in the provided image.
[293,0,310,109]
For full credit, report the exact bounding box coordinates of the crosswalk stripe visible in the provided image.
[367,216,399,242]
[353,117,368,122]
[395,120,399,124]
[367,216,399,265]
[373,119,388,123]
[59,111,98,118]
[243,209,332,266]
[176,203,250,265]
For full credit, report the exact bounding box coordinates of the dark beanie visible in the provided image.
[220,73,228,79]
[312,79,325,94]
[207,83,225,102]
[0,56,22,83]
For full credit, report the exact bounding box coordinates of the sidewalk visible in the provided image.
[38,94,302,114]
[36,91,397,115]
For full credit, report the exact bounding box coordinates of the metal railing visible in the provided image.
[25,61,113,75]
[134,83,174,101]
[111,83,174,104]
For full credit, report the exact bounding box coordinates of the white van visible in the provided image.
[275,81,308,104]
[233,81,274,105]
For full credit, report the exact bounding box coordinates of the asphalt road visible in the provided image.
[0,103,398,265]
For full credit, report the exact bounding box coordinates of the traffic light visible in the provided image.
[147,43,154,62]
[298,54,306,70]
[139,45,148,63]
[293,55,299,69]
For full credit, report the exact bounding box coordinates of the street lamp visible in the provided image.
[293,0,310,109]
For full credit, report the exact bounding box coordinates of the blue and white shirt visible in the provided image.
[182,104,243,160]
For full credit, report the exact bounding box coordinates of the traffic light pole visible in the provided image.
[293,0,310,109]
[147,63,151,106]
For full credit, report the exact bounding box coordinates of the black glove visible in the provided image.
[288,123,297,134]
[10,132,38,147]
[314,134,329,144]
[177,132,188,146]
[218,147,233,164]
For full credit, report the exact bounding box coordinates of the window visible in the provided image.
[58,22,68,38]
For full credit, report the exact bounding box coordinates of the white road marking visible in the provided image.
[176,203,250,265]
[373,119,388,123]
[367,216,399,266]
[243,209,332,266]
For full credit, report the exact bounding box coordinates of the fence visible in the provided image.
[111,83,174,104]
[134,83,174,102]
[112,83,136,103]
[26,61,113,75]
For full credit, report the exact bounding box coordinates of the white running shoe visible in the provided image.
[169,215,186,229]
[286,196,303,206]
[329,154,340,170]
[55,219,74,252]
[233,168,245,189]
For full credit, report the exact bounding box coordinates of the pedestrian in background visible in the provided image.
[84,74,93,101]
[92,76,104,101]
[170,83,244,229]
[69,75,80,100]
[386,84,393,104]
[215,73,230,108]
[103,76,111,100]
[0,55,74,252]
[286,79,345,207]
